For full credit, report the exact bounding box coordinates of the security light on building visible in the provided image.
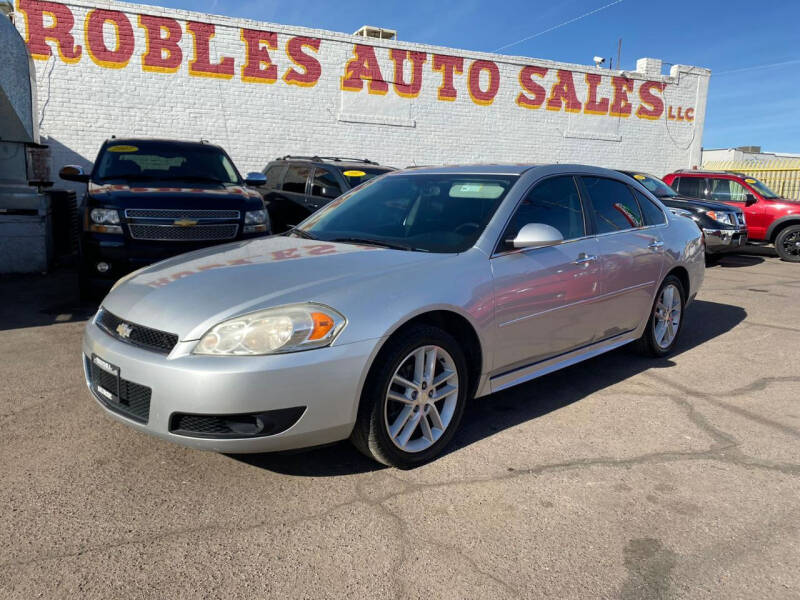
[353,25,397,40]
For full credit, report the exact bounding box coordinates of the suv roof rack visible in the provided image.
[280,155,378,165]
[674,169,742,176]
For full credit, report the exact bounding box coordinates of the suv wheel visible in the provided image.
[351,324,469,468]
[775,225,800,262]
[635,275,685,358]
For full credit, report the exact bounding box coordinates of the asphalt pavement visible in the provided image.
[1,249,798,599]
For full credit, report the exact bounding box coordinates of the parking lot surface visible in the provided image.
[1,250,799,599]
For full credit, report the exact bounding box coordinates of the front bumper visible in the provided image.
[703,227,748,254]
[82,320,380,453]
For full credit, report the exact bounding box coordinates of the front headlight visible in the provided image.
[193,303,345,356]
[88,208,122,234]
[704,210,734,226]
[244,209,269,234]
[90,208,120,225]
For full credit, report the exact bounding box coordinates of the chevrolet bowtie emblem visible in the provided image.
[116,322,133,339]
[173,219,198,227]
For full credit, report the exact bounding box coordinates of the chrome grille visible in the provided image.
[128,223,239,241]
[96,309,179,354]
[125,209,240,220]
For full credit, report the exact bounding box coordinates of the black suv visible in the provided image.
[617,171,748,259]
[259,156,394,232]
[60,138,270,297]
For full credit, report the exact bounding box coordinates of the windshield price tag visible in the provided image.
[108,145,139,153]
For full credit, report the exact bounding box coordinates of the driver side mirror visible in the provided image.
[745,194,757,206]
[245,172,267,187]
[59,165,90,183]
[509,223,564,249]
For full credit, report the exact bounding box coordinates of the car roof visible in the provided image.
[386,163,636,178]
[103,138,226,152]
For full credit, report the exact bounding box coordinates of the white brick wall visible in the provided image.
[13,0,710,185]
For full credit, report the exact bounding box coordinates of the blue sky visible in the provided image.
[136,0,800,153]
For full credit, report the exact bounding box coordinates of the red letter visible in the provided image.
[583,73,610,115]
[85,9,134,69]
[18,0,81,62]
[240,29,277,83]
[685,107,695,122]
[432,54,463,102]
[283,36,322,87]
[516,65,547,109]
[636,81,666,120]
[546,70,582,113]
[341,44,388,95]
[467,60,500,106]
[139,15,182,73]
[187,21,234,79]
[390,49,426,98]
[610,76,634,117]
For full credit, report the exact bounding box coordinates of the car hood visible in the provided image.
[658,195,743,213]
[87,181,262,208]
[102,236,441,341]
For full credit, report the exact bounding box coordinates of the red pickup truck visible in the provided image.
[663,170,800,262]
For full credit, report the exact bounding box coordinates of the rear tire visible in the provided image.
[351,324,469,468]
[774,225,800,262]
[635,275,686,358]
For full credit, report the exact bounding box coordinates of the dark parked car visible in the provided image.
[60,138,270,298]
[618,171,747,260]
[259,156,394,232]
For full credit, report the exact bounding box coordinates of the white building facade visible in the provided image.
[12,0,710,180]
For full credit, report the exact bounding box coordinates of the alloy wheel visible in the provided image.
[780,230,800,259]
[384,345,459,453]
[653,283,682,349]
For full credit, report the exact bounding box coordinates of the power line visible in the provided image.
[714,59,800,76]
[494,0,624,53]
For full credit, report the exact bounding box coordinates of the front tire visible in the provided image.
[351,324,469,468]
[774,225,800,262]
[635,275,686,358]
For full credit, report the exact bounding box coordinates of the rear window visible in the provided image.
[582,176,644,233]
[675,177,704,198]
[338,167,392,188]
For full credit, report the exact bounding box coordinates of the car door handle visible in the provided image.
[648,240,665,250]
[573,254,598,265]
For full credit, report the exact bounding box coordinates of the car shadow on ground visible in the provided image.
[0,267,98,332]
[231,298,747,477]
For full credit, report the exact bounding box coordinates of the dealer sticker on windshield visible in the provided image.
[634,174,646,180]
[107,145,139,153]
[343,170,366,177]
[745,178,756,184]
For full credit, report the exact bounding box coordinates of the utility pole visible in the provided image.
[616,38,622,70]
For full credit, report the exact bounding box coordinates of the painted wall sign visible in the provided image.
[16,0,695,121]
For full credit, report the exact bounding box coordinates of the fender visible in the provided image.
[766,215,800,241]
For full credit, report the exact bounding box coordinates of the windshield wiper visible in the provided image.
[329,237,425,252]
[287,228,317,240]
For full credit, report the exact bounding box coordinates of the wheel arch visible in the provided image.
[665,265,691,300]
[767,216,800,242]
[367,308,485,401]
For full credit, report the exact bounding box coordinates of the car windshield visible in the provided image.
[337,166,393,187]
[743,176,780,199]
[294,173,518,253]
[94,141,241,185]
[631,173,678,197]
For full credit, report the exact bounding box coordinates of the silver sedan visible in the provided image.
[82,164,705,467]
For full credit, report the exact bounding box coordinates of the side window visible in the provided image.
[262,164,285,190]
[311,168,343,199]
[632,189,667,226]
[498,176,585,252]
[582,176,644,233]
[282,165,311,194]
[676,177,703,198]
[710,178,748,202]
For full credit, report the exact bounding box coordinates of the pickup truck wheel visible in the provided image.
[351,324,468,468]
[775,225,800,262]
[635,275,685,358]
